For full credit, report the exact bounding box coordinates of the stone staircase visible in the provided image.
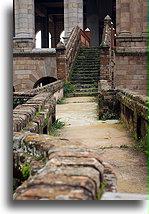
[70,47,100,96]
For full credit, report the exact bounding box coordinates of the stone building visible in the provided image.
[13,0,148,95]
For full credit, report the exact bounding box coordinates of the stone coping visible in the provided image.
[13,48,56,56]
[13,132,117,200]
[13,80,64,97]
[116,89,148,106]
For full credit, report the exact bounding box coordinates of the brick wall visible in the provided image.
[115,53,147,95]
[13,50,57,91]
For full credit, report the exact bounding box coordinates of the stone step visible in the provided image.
[73,84,98,89]
[75,62,100,66]
[71,76,99,80]
[67,91,99,97]
[75,88,98,92]
[74,66,100,70]
[72,69,99,76]
[71,75,99,80]
[72,74,99,79]
[72,80,97,85]
[77,56,99,60]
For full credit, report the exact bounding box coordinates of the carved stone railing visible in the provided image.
[99,15,115,91]
[56,26,90,81]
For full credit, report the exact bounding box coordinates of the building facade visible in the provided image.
[13,0,148,95]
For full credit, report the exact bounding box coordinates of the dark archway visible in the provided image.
[33,76,57,88]
[83,0,116,46]
[35,0,64,48]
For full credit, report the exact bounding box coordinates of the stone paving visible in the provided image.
[56,97,148,195]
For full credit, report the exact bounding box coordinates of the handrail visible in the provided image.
[100,15,115,50]
[56,26,90,80]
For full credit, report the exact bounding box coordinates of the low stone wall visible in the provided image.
[99,89,148,147]
[116,89,148,146]
[13,93,56,134]
[13,80,64,109]
[13,132,117,200]
[98,89,119,120]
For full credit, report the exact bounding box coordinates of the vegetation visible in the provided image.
[97,181,106,200]
[99,110,119,120]
[57,98,66,105]
[20,163,30,180]
[133,138,148,154]
[120,144,129,148]
[64,81,76,96]
[50,119,65,136]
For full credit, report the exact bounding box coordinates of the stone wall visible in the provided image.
[13,49,57,91]
[13,132,117,200]
[116,89,148,146]
[115,51,147,95]
[64,0,83,36]
[13,80,64,132]
[99,89,148,147]
[115,0,148,95]
[13,93,56,134]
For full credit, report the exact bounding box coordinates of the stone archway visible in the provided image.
[33,76,57,88]
[83,0,116,46]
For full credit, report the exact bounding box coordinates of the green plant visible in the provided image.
[133,138,148,154]
[20,163,30,180]
[116,120,123,125]
[99,110,119,121]
[50,119,65,136]
[64,81,76,96]
[98,146,114,150]
[57,98,65,104]
[120,144,129,148]
[97,181,106,200]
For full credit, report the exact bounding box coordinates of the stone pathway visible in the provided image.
[56,97,148,195]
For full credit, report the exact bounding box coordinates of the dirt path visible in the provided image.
[56,97,148,194]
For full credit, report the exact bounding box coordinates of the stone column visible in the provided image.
[118,0,131,36]
[13,0,35,51]
[130,0,142,36]
[116,0,121,34]
[41,15,49,48]
[142,0,148,36]
[64,0,83,36]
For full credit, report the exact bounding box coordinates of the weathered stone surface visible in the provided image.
[13,132,116,200]
[101,192,148,200]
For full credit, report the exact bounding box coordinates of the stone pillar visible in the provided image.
[41,15,49,48]
[118,0,131,36]
[13,0,35,51]
[116,0,121,34]
[142,0,148,36]
[130,0,142,36]
[56,42,67,81]
[64,0,83,36]
[86,0,99,46]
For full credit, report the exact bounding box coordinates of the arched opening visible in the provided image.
[83,0,116,46]
[35,0,64,48]
[35,31,52,48]
[33,76,57,88]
